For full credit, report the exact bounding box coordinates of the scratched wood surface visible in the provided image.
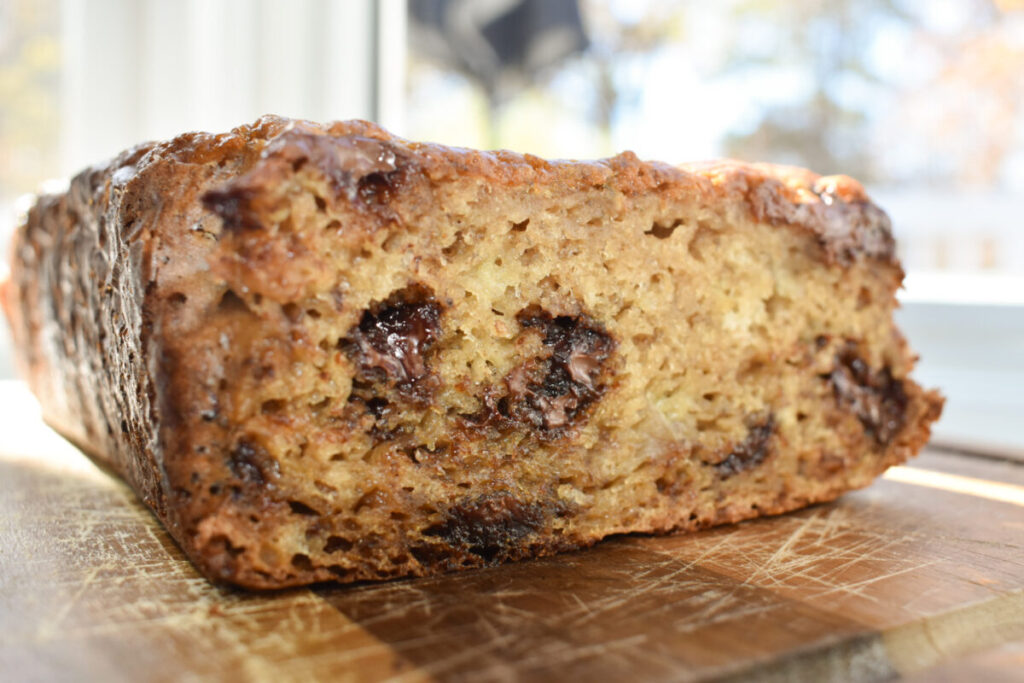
[1,381,1023,683]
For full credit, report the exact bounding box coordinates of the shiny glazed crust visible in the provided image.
[3,116,943,588]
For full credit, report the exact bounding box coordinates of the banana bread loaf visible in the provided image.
[3,116,943,589]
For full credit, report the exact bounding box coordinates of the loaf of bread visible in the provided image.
[3,116,943,588]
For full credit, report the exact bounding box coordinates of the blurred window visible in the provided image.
[1,0,1022,455]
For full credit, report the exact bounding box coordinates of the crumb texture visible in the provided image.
[3,116,943,588]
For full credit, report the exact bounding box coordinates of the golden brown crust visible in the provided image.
[3,115,940,589]
[197,117,897,278]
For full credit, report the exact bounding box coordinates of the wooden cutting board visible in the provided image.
[1,381,1022,682]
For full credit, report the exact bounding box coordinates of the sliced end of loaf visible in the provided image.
[6,117,943,588]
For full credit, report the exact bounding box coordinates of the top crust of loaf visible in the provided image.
[141,114,893,274]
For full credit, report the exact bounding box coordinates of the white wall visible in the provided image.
[58,0,406,178]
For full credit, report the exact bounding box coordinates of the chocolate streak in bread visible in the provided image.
[3,116,943,588]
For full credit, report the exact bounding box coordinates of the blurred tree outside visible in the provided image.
[409,0,590,148]
[407,0,1024,191]
[881,2,1024,188]
[721,0,1024,188]
[407,0,687,156]
[717,0,906,182]
[576,0,688,155]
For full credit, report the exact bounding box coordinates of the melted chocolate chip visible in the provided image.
[228,439,278,486]
[261,130,401,202]
[825,343,908,446]
[202,186,263,232]
[357,169,406,206]
[468,308,616,438]
[423,492,551,562]
[714,415,776,478]
[202,131,407,231]
[748,178,895,266]
[340,286,441,403]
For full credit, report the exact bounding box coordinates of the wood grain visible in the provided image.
[1,382,1021,682]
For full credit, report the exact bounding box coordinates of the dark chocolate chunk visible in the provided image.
[825,343,908,446]
[357,169,406,206]
[228,439,278,486]
[340,286,441,402]
[202,186,263,232]
[516,308,616,431]
[467,307,616,437]
[202,131,407,231]
[748,177,895,266]
[714,415,776,478]
[261,131,400,201]
[424,492,551,562]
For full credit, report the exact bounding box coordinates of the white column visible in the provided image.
[60,0,142,176]
[376,0,408,133]
[321,0,375,122]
